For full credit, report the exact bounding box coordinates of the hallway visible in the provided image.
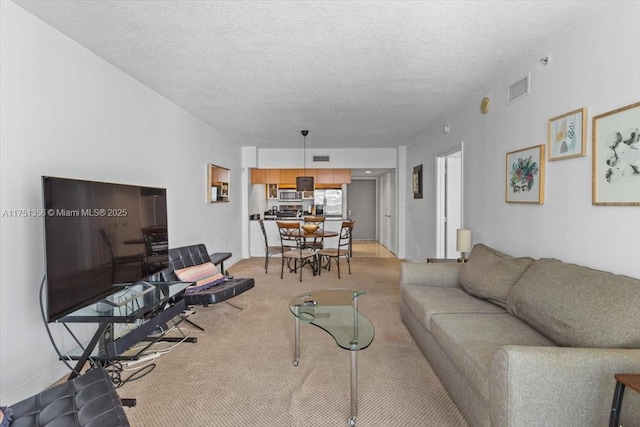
[351,240,395,258]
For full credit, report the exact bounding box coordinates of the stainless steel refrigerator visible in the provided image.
[314,189,343,217]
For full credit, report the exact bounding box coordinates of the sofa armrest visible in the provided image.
[399,262,462,288]
[490,346,640,427]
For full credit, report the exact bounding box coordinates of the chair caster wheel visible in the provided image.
[348,416,356,426]
[293,360,299,367]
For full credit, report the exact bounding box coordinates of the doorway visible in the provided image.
[379,170,397,255]
[347,179,376,240]
[436,145,463,258]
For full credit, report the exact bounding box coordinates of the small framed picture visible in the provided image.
[413,165,423,199]
[505,145,545,204]
[548,107,587,160]
[592,101,640,206]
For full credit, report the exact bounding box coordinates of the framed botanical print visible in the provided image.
[506,145,545,204]
[548,107,587,160]
[592,101,640,205]
[413,165,423,199]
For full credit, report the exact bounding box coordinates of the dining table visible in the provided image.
[291,229,339,274]
[292,229,339,239]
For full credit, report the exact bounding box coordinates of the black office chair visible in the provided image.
[99,228,146,283]
[318,220,355,279]
[258,219,286,273]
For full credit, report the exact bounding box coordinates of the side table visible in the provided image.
[610,374,640,427]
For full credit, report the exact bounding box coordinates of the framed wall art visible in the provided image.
[413,165,423,199]
[548,107,587,160]
[592,101,640,206]
[505,145,545,204]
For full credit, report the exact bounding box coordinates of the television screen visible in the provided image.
[42,176,168,321]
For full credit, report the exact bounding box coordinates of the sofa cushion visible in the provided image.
[402,284,505,332]
[506,258,640,348]
[458,244,533,307]
[431,312,556,403]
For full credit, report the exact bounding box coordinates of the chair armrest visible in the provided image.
[209,252,231,267]
[399,262,462,288]
[490,345,640,426]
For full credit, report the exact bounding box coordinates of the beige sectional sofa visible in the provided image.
[400,244,640,427]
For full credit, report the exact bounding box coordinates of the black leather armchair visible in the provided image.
[151,244,254,306]
[7,368,129,427]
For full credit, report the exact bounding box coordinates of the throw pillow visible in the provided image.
[175,262,225,293]
[458,244,533,307]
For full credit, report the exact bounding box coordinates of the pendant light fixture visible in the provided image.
[296,130,314,192]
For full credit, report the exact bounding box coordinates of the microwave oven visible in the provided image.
[279,190,302,201]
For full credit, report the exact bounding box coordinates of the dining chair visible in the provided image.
[276,221,317,282]
[301,216,325,250]
[317,220,355,279]
[258,219,286,273]
[99,228,146,283]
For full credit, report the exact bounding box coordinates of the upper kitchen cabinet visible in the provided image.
[317,169,334,184]
[317,168,351,185]
[251,168,282,184]
[265,169,281,184]
[279,169,300,186]
[333,168,351,184]
[251,168,266,184]
[251,168,350,186]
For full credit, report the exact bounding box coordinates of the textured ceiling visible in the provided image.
[13,0,607,150]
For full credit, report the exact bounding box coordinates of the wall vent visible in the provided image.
[507,73,530,105]
[313,155,330,162]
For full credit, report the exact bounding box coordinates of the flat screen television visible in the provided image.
[42,176,168,322]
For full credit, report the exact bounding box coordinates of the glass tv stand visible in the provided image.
[57,280,193,380]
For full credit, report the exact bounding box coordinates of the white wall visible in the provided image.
[404,2,640,279]
[0,1,244,403]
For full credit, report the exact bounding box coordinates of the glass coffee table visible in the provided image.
[289,289,375,427]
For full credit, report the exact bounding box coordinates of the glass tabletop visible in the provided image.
[59,281,190,322]
[289,289,375,351]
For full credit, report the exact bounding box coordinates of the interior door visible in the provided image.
[389,170,397,254]
[437,147,463,258]
[346,180,375,240]
[380,172,394,252]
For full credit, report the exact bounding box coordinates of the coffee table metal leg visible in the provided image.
[349,292,359,426]
[349,349,357,426]
[293,305,300,367]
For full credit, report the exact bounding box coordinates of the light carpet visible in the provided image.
[117,257,468,427]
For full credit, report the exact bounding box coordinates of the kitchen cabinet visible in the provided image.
[267,184,278,199]
[333,168,351,184]
[265,169,281,184]
[279,169,300,185]
[251,168,266,184]
[252,168,351,186]
[317,169,334,184]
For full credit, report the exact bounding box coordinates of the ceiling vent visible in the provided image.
[507,73,530,105]
[313,155,330,162]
